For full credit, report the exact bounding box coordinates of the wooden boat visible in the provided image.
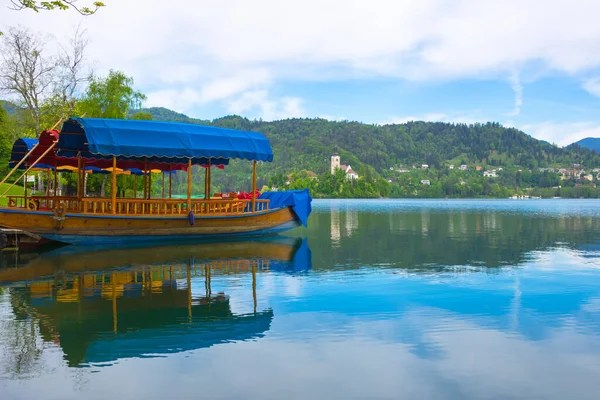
[0,118,312,245]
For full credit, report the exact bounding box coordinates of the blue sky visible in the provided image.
[2,0,600,145]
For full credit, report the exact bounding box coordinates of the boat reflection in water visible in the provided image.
[0,237,311,368]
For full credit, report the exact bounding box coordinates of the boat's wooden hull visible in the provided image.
[0,206,301,245]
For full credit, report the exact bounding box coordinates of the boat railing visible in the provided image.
[4,195,270,216]
[81,198,270,216]
[6,195,81,212]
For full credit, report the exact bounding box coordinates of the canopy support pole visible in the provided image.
[46,169,51,197]
[111,156,117,214]
[134,175,137,198]
[0,142,40,187]
[81,159,86,203]
[207,160,211,199]
[24,172,28,206]
[143,158,148,201]
[1,141,57,198]
[76,154,81,200]
[204,165,208,199]
[53,162,57,197]
[143,172,147,200]
[50,118,63,131]
[187,159,192,212]
[169,164,172,199]
[161,171,165,199]
[148,170,152,199]
[252,161,257,212]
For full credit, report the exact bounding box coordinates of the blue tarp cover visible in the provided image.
[9,138,37,168]
[57,118,273,162]
[259,189,312,226]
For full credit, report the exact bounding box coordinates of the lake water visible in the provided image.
[1,199,600,400]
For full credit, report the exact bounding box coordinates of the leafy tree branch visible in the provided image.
[9,0,105,15]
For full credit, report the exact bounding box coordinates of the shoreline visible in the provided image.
[310,197,598,200]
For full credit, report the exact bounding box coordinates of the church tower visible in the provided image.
[331,153,340,175]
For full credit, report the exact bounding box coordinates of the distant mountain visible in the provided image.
[133,107,210,125]
[575,137,600,153]
[135,109,600,198]
[139,107,600,175]
[0,100,20,115]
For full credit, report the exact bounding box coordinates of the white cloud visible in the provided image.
[227,90,306,121]
[518,121,600,146]
[145,69,271,113]
[582,78,600,97]
[199,69,271,104]
[5,1,600,79]
[227,90,269,115]
[145,88,202,112]
[4,0,600,120]
[507,72,524,116]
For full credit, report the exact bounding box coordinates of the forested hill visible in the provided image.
[575,137,600,154]
[140,107,600,176]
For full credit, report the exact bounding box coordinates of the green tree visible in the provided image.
[129,111,152,121]
[1,1,104,36]
[8,1,105,15]
[1,26,89,134]
[77,70,146,119]
[0,106,11,167]
[0,27,56,135]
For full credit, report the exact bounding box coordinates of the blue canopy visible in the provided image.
[57,118,273,163]
[9,138,37,168]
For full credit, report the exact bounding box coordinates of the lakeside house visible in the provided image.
[483,170,497,178]
[448,164,455,169]
[421,164,429,169]
[331,153,359,180]
[459,165,468,171]
[420,179,431,185]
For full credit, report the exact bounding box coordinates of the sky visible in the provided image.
[2,0,600,145]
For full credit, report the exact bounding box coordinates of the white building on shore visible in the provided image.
[331,153,359,180]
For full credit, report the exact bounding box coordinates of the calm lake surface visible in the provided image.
[2,199,600,400]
